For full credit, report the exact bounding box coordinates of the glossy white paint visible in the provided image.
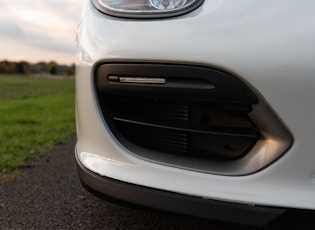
[76,0,315,209]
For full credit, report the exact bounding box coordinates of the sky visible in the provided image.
[0,0,84,65]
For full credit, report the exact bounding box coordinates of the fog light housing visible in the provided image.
[92,0,204,18]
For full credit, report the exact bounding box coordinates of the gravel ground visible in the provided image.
[0,138,314,229]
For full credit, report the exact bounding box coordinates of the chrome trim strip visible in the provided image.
[119,77,166,84]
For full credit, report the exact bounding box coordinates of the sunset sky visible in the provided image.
[0,0,84,65]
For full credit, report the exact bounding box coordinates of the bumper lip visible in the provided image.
[76,151,285,227]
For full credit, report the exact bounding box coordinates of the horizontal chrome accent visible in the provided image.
[119,77,166,84]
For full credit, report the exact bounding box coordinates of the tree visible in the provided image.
[0,60,17,73]
[67,63,75,76]
[48,61,57,75]
[16,61,30,75]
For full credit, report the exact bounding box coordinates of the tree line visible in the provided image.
[0,60,75,76]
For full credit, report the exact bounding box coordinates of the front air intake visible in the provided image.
[105,96,258,160]
[95,62,292,175]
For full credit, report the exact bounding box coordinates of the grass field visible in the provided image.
[0,75,75,179]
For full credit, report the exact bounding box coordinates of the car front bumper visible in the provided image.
[76,149,285,227]
[75,0,315,221]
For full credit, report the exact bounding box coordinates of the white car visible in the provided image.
[75,0,315,227]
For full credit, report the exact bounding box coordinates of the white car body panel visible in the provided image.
[76,0,315,210]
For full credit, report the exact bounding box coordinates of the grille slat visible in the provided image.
[113,116,258,139]
[117,122,188,154]
[131,129,188,146]
[143,135,188,146]
[115,100,189,123]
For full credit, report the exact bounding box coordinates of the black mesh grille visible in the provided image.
[103,95,258,161]
[95,63,260,165]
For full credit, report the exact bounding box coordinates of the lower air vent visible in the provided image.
[95,62,292,175]
[106,96,258,160]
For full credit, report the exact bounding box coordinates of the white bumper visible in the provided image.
[75,0,315,209]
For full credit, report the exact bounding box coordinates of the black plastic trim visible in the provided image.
[95,63,258,104]
[76,154,285,227]
[94,62,275,173]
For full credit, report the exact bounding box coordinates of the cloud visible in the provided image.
[0,0,84,63]
[0,16,75,54]
[0,17,24,38]
[25,30,76,54]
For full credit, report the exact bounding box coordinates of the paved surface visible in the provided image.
[0,138,314,229]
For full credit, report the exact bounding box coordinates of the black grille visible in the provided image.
[95,63,260,166]
[104,96,258,160]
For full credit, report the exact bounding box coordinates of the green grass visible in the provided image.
[0,75,75,179]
